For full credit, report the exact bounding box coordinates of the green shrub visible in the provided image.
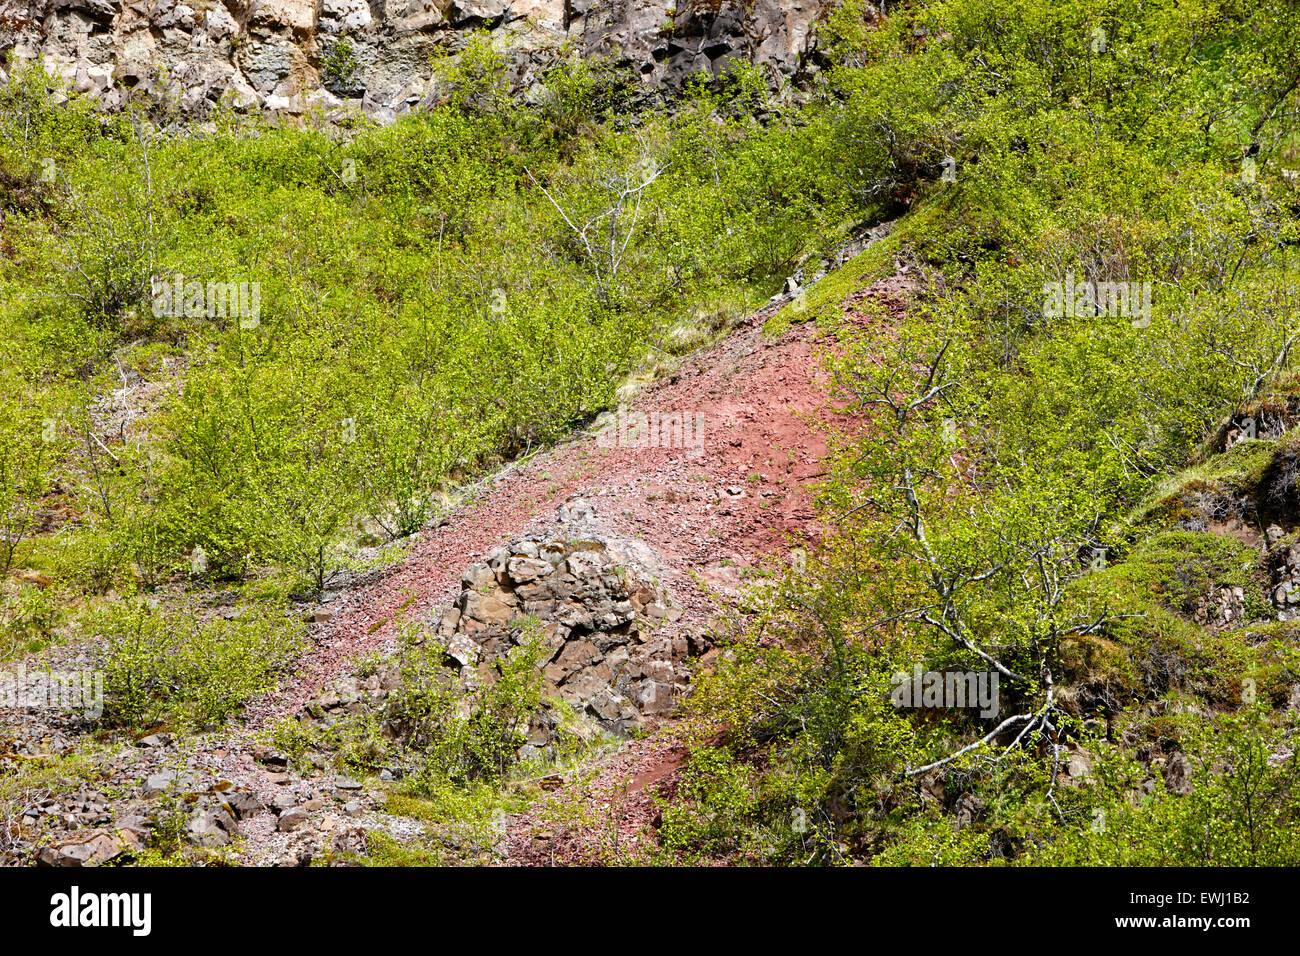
[97,600,303,729]
[389,629,547,785]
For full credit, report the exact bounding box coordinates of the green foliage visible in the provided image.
[0,398,61,576]
[654,0,1300,866]
[264,715,318,768]
[656,746,765,861]
[0,46,864,601]
[0,583,62,661]
[388,630,547,785]
[2,0,1299,869]
[97,600,303,729]
[318,624,549,792]
[320,35,358,90]
[1021,709,1300,866]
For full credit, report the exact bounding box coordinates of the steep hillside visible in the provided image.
[0,225,897,865]
[3,0,1300,875]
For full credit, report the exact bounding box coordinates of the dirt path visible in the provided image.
[242,296,845,730]
[218,290,849,863]
[5,247,909,867]
[227,257,918,863]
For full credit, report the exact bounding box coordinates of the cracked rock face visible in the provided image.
[1268,532,1300,622]
[435,533,704,737]
[0,0,826,120]
[300,532,707,768]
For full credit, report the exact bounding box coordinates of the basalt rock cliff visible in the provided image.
[0,0,827,120]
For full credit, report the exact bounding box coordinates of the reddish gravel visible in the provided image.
[502,731,691,866]
[242,295,850,730]
[226,268,915,863]
[3,258,914,867]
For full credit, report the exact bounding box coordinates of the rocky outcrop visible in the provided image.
[434,532,704,735]
[581,0,821,91]
[1268,528,1300,621]
[299,530,708,768]
[0,0,829,121]
[3,725,377,866]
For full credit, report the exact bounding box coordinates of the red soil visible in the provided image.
[243,297,844,729]
[236,269,913,863]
